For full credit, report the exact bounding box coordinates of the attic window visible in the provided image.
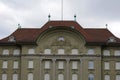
[108,37,116,43]
[8,36,16,42]
[71,26,74,29]
[49,26,52,28]
[58,37,65,41]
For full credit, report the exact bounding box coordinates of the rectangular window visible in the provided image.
[103,50,110,56]
[114,50,120,56]
[88,61,94,69]
[88,49,94,55]
[72,74,78,80]
[104,75,110,80]
[13,74,18,80]
[28,73,33,80]
[2,74,7,80]
[58,74,64,80]
[28,49,35,54]
[13,49,20,55]
[116,75,120,80]
[13,61,18,69]
[58,61,64,69]
[72,61,78,69]
[88,74,94,80]
[28,61,33,68]
[58,49,64,54]
[2,61,8,69]
[44,74,50,80]
[116,62,120,70]
[45,61,50,69]
[104,62,110,70]
[44,49,51,54]
[3,49,9,55]
[72,49,78,55]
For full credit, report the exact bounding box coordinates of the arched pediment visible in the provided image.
[36,27,86,55]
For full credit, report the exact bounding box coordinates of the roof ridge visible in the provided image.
[84,28,107,29]
[18,28,40,29]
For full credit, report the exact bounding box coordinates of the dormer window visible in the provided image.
[108,37,116,43]
[71,26,74,29]
[8,36,16,42]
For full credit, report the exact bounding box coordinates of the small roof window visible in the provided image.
[58,36,65,41]
[8,36,16,42]
[107,36,116,43]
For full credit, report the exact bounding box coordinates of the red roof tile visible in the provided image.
[0,21,120,45]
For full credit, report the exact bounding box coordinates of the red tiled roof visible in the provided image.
[84,28,120,43]
[0,21,120,45]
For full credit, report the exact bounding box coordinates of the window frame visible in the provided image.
[44,49,51,54]
[104,62,110,70]
[3,49,9,55]
[28,48,35,54]
[13,61,19,69]
[115,62,120,70]
[58,49,64,55]
[2,61,8,69]
[72,61,78,69]
[88,49,94,55]
[58,61,64,69]
[28,60,34,69]
[71,49,78,55]
[45,61,50,69]
[28,73,33,80]
[88,61,94,69]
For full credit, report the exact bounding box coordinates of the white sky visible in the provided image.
[0,0,120,39]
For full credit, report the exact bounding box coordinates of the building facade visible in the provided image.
[0,21,120,80]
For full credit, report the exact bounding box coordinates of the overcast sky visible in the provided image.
[0,0,120,39]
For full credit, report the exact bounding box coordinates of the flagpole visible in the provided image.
[61,0,63,20]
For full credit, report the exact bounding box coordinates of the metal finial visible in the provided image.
[48,14,51,21]
[105,24,108,29]
[74,14,76,21]
[18,24,21,29]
